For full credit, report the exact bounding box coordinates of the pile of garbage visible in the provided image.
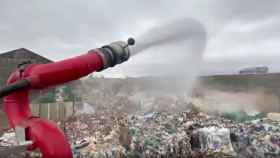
[1,109,279,157]
[0,130,17,147]
[0,129,40,158]
[66,109,280,158]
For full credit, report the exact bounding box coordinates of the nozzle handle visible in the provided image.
[0,80,30,98]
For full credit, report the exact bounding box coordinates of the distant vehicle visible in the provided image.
[239,66,269,75]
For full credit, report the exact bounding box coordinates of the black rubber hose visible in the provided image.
[0,80,31,98]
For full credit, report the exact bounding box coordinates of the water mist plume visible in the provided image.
[129,18,207,94]
[130,18,207,56]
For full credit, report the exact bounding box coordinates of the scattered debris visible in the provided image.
[0,129,35,158]
[195,127,235,156]
[222,111,265,122]
[267,113,280,121]
[0,131,17,146]
[64,108,280,158]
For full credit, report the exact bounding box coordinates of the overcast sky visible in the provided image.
[1,0,280,77]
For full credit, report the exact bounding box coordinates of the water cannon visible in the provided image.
[0,38,135,97]
[0,38,135,158]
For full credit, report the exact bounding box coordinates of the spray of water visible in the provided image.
[130,18,207,57]
[130,17,207,95]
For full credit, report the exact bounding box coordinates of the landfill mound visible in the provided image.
[66,108,280,158]
[67,75,280,158]
[1,104,280,158]
[1,77,280,158]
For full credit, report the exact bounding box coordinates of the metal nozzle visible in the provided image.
[97,37,135,71]
[127,37,135,46]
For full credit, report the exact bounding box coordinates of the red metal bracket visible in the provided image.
[4,70,72,158]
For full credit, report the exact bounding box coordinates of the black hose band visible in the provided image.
[0,80,31,98]
[96,46,120,71]
[102,46,118,66]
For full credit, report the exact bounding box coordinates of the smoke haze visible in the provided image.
[192,88,280,114]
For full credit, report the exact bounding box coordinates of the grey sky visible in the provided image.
[0,0,280,77]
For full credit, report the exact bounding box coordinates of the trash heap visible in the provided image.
[1,109,279,158]
[0,130,17,147]
[0,129,41,158]
[66,109,280,158]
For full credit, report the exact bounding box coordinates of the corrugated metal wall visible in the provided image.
[31,102,74,121]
